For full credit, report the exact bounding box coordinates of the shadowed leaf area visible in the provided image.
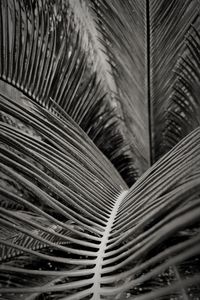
[0,0,200,299]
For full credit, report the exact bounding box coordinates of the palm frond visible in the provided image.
[89,0,200,170]
[0,94,200,299]
[87,0,148,174]
[1,1,200,299]
[1,0,200,177]
[164,17,200,153]
[0,0,137,185]
[0,93,125,298]
[150,0,200,160]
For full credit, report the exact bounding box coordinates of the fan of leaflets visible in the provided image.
[1,0,200,299]
[0,93,200,299]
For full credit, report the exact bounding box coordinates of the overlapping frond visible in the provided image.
[82,0,200,170]
[164,17,200,153]
[1,0,200,299]
[150,0,200,160]
[0,0,137,185]
[2,0,199,182]
[87,0,148,174]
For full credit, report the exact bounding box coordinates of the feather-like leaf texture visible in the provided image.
[164,17,200,153]
[0,0,137,185]
[149,0,200,160]
[1,0,200,299]
[0,95,200,299]
[1,0,200,183]
[87,0,200,170]
[87,0,148,173]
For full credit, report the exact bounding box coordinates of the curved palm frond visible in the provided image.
[87,0,147,174]
[150,0,200,160]
[164,17,200,153]
[2,0,200,182]
[0,0,137,185]
[1,0,200,299]
[0,94,200,299]
[0,92,125,298]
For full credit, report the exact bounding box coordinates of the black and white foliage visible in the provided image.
[0,0,200,299]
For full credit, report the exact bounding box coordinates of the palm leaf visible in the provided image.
[87,0,148,173]
[0,95,200,299]
[164,19,200,153]
[1,0,200,299]
[86,0,200,169]
[1,0,200,173]
[0,0,137,185]
[1,0,200,182]
[149,0,200,160]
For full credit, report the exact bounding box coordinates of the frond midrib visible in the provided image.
[90,190,128,299]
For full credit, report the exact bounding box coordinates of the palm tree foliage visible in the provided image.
[0,0,200,299]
